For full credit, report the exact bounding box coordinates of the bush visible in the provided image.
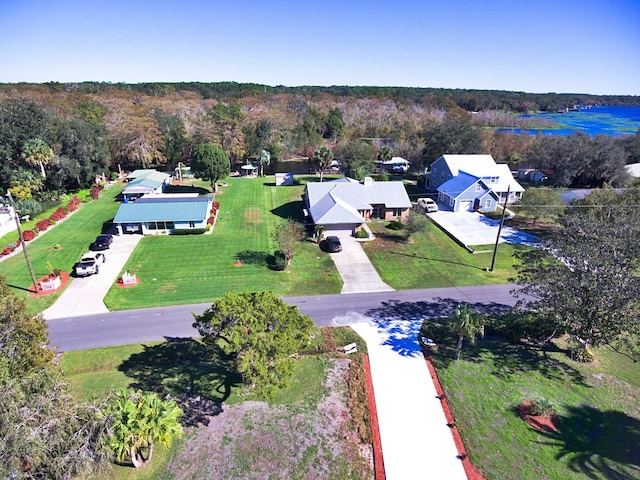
[66,195,81,212]
[386,220,404,231]
[21,230,37,242]
[76,189,92,203]
[89,186,102,200]
[487,311,558,344]
[355,228,369,239]
[274,250,287,271]
[49,208,68,222]
[529,397,556,416]
[35,218,52,232]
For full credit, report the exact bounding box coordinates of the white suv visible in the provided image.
[417,198,438,213]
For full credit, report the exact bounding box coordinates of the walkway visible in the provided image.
[42,234,142,319]
[347,316,467,480]
[329,236,394,294]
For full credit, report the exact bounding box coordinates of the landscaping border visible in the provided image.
[363,353,385,480]
[422,349,486,480]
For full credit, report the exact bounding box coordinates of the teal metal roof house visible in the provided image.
[114,195,213,235]
[122,170,172,200]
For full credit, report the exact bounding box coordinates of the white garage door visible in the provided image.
[324,224,354,238]
[460,200,473,212]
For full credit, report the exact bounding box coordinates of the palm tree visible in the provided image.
[104,389,183,468]
[450,304,485,360]
[258,149,271,177]
[21,138,54,180]
[312,146,334,182]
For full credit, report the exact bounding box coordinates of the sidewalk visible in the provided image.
[329,236,394,294]
[349,318,467,480]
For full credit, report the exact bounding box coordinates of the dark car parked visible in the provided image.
[90,234,113,251]
[325,235,342,253]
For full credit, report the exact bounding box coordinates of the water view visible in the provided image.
[499,106,640,136]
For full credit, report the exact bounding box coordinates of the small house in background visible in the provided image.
[0,204,17,237]
[275,173,294,186]
[626,163,640,178]
[122,170,172,201]
[377,156,411,172]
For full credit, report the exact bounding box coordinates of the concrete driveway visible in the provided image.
[429,210,539,247]
[42,234,142,319]
[328,236,394,294]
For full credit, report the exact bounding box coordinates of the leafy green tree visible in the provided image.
[21,138,54,179]
[403,210,430,242]
[0,276,54,380]
[378,145,393,161]
[102,389,183,468]
[421,108,482,167]
[272,218,306,267]
[0,369,111,479]
[190,143,230,192]
[324,108,345,140]
[450,304,485,360]
[338,140,376,180]
[192,291,314,399]
[312,145,334,182]
[152,109,187,168]
[518,187,566,224]
[513,189,640,360]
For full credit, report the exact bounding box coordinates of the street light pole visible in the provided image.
[6,190,39,292]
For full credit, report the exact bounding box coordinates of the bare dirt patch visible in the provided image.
[243,207,263,224]
[165,358,373,479]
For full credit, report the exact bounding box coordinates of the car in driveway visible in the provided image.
[75,252,106,276]
[417,197,438,213]
[90,234,113,251]
[325,236,342,253]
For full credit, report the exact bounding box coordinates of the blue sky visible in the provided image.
[0,0,639,95]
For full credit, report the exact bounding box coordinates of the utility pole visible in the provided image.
[6,190,39,292]
[489,185,510,272]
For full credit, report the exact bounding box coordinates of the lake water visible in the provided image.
[498,106,640,136]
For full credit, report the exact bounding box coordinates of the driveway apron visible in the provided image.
[348,318,467,480]
[329,236,394,294]
[43,234,142,319]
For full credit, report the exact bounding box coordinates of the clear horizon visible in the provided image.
[1,0,639,96]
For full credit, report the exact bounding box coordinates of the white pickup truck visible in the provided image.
[75,252,106,277]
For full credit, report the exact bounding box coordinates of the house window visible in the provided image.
[371,205,383,218]
[484,198,492,209]
[189,221,195,228]
[475,183,482,192]
[440,172,445,180]
[490,176,498,183]
[392,208,402,217]
[148,222,157,230]
[449,197,454,207]
[166,222,174,229]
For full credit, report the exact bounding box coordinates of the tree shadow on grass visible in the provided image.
[388,250,485,270]
[163,184,211,195]
[539,404,640,479]
[270,200,306,222]
[118,337,242,426]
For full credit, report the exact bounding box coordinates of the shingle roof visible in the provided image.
[438,171,481,196]
[114,196,212,223]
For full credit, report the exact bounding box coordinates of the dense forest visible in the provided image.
[1,82,639,217]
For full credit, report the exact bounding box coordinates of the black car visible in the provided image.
[90,234,113,251]
[325,236,342,253]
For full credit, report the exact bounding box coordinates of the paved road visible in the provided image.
[47,284,522,351]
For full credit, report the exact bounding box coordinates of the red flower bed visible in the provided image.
[35,218,52,232]
[50,207,68,222]
[213,201,220,209]
[21,230,37,242]
[207,216,216,225]
[67,195,81,211]
[90,186,102,200]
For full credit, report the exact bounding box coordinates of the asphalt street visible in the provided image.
[46,284,524,351]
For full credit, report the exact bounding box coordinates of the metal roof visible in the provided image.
[114,196,212,223]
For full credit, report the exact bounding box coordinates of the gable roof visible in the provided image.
[123,170,171,194]
[306,177,411,225]
[437,171,484,196]
[436,154,497,177]
[114,196,212,223]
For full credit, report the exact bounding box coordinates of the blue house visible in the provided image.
[114,195,213,235]
[427,155,524,212]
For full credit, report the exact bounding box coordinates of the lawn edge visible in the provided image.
[363,353,385,480]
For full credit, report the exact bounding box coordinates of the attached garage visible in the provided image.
[323,224,354,238]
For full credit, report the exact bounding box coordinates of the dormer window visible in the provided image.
[490,176,498,183]
[475,183,482,192]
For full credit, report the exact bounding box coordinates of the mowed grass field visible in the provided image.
[103,176,342,311]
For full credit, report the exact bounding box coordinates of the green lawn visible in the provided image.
[363,221,521,288]
[103,177,342,310]
[0,185,122,315]
[423,320,640,480]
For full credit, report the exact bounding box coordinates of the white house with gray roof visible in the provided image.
[304,177,412,237]
[122,169,172,201]
[427,154,524,212]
